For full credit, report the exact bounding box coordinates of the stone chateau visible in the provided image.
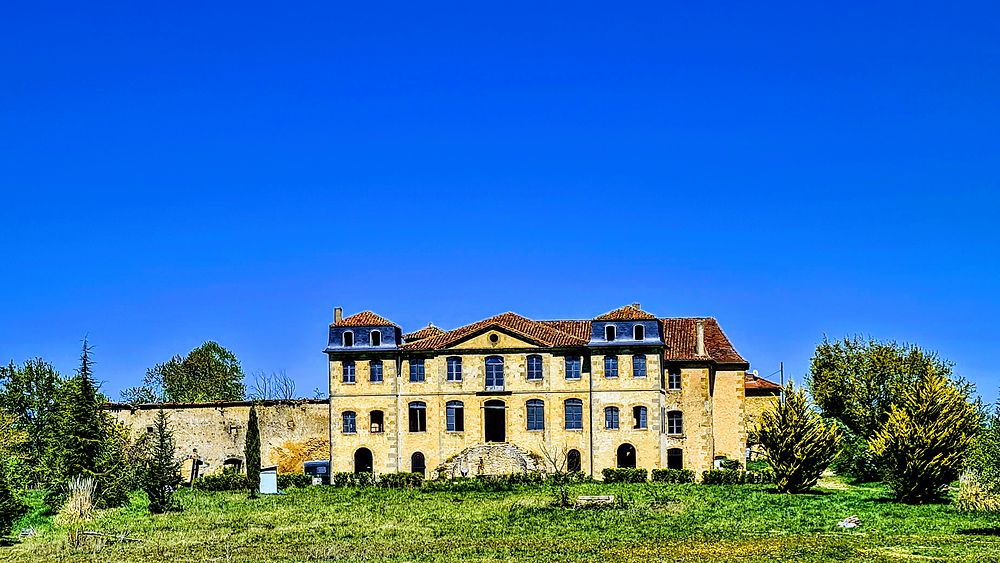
[106,304,778,480]
[327,304,777,478]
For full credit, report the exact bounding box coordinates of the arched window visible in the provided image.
[447,356,462,382]
[667,411,683,435]
[485,356,504,389]
[605,325,616,341]
[633,324,645,340]
[408,401,427,432]
[616,443,636,469]
[446,401,464,432]
[526,399,544,430]
[526,355,543,381]
[411,452,426,475]
[342,411,357,434]
[632,355,646,377]
[567,449,581,473]
[564,399,583,430]
[604,356,618,378]
[633,406,647,429]
[370,360,383,383]
[343,331,354,347]
[605,406,620,430]
[667,448,683,470]
[342,360,356,384]
[370,330,381,347]
[370,410,384,433]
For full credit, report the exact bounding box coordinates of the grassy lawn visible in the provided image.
[4,477,1000,562]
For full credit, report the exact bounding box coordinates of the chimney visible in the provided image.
[334,307,343,323]
[695,319,706,357]
[632,302,640,309]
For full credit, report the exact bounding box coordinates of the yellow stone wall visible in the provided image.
[328,328,750,479]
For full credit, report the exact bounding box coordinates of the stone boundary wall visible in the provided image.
[104,399,330,480]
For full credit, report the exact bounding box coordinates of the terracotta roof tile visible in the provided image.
[538,320,593,341]
[745,373,782,391]
[661,318,747,365]
[402,324,445,342]
[594,304,657,321]
[401,312,589,350]
[331,311,399,328]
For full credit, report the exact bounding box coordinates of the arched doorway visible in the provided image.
[411,452,426,476]
[616,443,636,468]
[354,447,373,473]
[484,400,506,443]
[567,449,581,473]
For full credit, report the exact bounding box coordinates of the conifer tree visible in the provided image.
[141,409,182,513]
[870,373,979,503]
[245,404,261,498]
[0,462,27,538]
[61,339,102,480]
[754,382,842,493]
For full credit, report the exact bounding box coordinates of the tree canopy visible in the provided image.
[808,336,958,439]
[122,341,245,403]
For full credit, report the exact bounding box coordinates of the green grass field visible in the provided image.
[5,477,1000,562]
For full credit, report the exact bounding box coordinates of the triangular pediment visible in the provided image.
[447,325,542,349]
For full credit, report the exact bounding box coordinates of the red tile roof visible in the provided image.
[401,312,589,350]
[661,318,747,364]
[745,373,782,391]
[594,304,657,321]
[402,324,445,342]
[538,320,593,341]
[331,311,399,328]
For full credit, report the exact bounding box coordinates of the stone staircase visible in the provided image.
[435,443,541,478]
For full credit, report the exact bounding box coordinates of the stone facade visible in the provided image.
[106,399,330,480]
[326,305,765,479]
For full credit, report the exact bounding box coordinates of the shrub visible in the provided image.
[701,469,744,485]
[0,465,27,537]
[194,471,249,492]
[956,470,1000,513]
[870,373,980,503]
[745,470,775,484]
[651,469,695,484]
[330,472,376,488]
[277,473,313,489]
[58,475,96,523]
[377,472,423,489]
[601,468,647,483]
[959,404,1000,511]
[139,409,182,514]
[424,477,512,493]
[755,382,842,493]
[719,458,743,471]
[831,423,880,483]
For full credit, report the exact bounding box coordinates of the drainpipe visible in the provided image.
[588,352,594,478]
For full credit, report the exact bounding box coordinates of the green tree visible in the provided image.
[122,341,245,403]
[59,340,102,482]
[0,359,63,485]
[809,336,956,439]
[140,409,182,514]
[245,404,261,498]
[0,460,27,538]
[957,402,1000,511]
[870,373,980,503]
[754,382,842,493]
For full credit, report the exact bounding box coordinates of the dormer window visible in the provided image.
[633,324,644,340]
[343,331,354,347]
[605,325,616,341]
[370,330,381,347]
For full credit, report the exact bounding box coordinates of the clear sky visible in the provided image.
[2,2,998,402]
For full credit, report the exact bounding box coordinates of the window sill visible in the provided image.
[666,433,685,438]
[526,428,544,432]
[564,428,584,432]
[370,381,384,384]
[342,381,356,385]
[445,430,464,434]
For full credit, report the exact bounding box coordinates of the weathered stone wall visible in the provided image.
[106,400,330,480]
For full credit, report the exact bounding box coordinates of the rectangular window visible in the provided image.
[632,355,646,377]
[604,356,618,378]
[342,361,356,384]
[565,356,581,380]
[342,412,356,434]
[526,400,544,430]
[565,400,583,430]
[446,402,464,432]
[526,355,543,381]
[668,368,681,391]
[605,407,619,430]
[370,360,383,383]
[633,406,647,429]
[409,359,425,383]
[447,357,462,382]
[661,407,666,433]
[409,403,427,432]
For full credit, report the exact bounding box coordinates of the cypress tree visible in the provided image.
[245,404,261,498]
[141,409,182,513]
[755,382,842,493]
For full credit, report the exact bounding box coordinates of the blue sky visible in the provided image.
[2,2,998,401]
